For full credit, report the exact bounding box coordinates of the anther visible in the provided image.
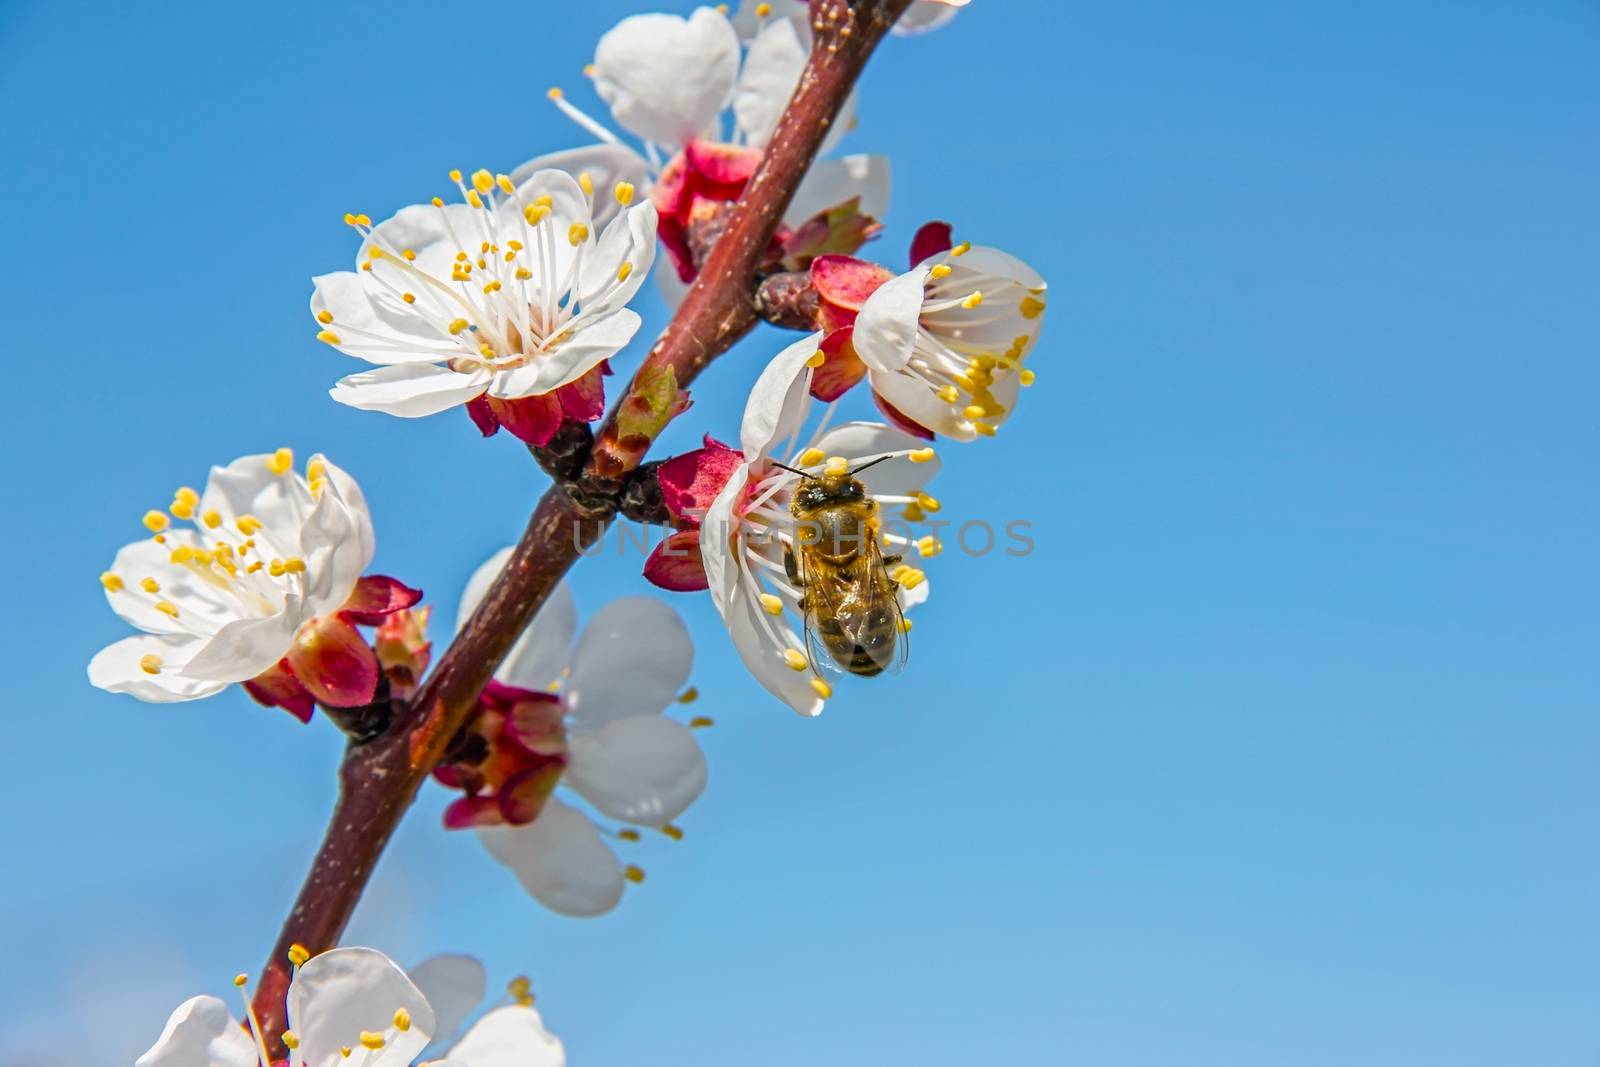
[797,447,825,467]
[963,404,986,420]
[1019,369,1037,386]
[614,181,635,205]
[394,1008,411,1031]
[360,1032,386,1050]
[578,171,593,196]
[140,577,160,593]
[449,318,469,335]
[974,422,997,437]
[929,263,953,279]
[756,2,771,14]
[618,828,641,842]
[616,261,633,282]
[547,86,563,100]
[448,169,463,183]
[623,864,646,884]
[690,715,715,728]
[100,572,124,592]
[201,509,222,529]
[951,241,972,256]
[1020,296,1046,319]
[143,510,170,533]
[810,677,832,699]
[466,190,483,209]
[155,600,179,618]
[567,222,589,246]
[283,1032,300,1050]
[315,310,334,325]
[917,536,942,558]
[139,654,162,674]
[916,492,940,513]
[936,385,960,404]
[759,593,784,616]
[233,974,248,987]
[288,944,310,967]
[524,203,550,225]
[961,291,984,309]
[909,447,936,463]
[402,249,417,261]
[825,456,849,477]
[783,648,808,671]
[805,349,826,368]
[497,173,515,195]
[676,686,698,703]
[317,330,341,345]
[660,824,685,841]
[236,515,263,535]
[899,617,914,633]
[268,448,294,475]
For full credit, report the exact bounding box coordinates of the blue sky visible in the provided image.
[2,1,1597,1064]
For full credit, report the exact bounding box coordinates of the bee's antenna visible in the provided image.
[770,461,809,477]
[848,455,894,477]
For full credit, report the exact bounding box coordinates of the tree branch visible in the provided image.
[251,0,912,1049]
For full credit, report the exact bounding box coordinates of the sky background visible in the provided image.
[1,0,1597,1064]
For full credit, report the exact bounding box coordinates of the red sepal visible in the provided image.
[487,393,564,447]
[657,435,741,523]
[498,762,565,826]
[339,575,423,626]
[873,390,937,441]
[644,529,710,592]
[465,394,500,437]
[243,659,316,724]
[811,254,895,333]
[810,326,869,402]
[909,220,954,268]
[444,794,504,830]
[286,616,380,708]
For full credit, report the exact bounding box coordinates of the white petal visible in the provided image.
[564,598,693,727]
[578,202,658,316]
[741,332,821,460]
[700,465,749,619]
[732,0,808,40]
[310,271,447,365]
[287,947,434,1067]
[592,8,740,146]
[724,558,823,716]
[458,549,579,691]
[811,421,940,494]
[510,143,651,228]
[568,715,707,825]
[134,995,257,1067]
[654,260,692,310]
[784,154,891,227]
[946,243,1047,290]
[851,267,930,373]
[406,954,485,1045]
[181,601,303,682]
[313,455,376,581]
[89,633,226,703]
[871,360,1022,442]
[440,1005,565,1067]
[732,17,808,148]
[485,308,641,399]
[330,362,488,417]
[894,0,969,35]
[297,472,371,618]
[478,798,624,917]
[200,452,317,556]
[104,532,232,637]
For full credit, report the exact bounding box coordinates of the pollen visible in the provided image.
[578,171,593,196]
[961,291,985,309]
[140,577,160,593]
[915,492,941,513]
[690,715,715,728]
[909,447,936,463]
[448,318,469,335]
[360,1032,385,1050]
[756,2,772,14]
[315,310,334,324]
[497,173,515,195]
[677,686,698,703]
[929,263,953,279]
[936,385,960,404]
[139,654,162,674]
[402,249,417,261]
[155,600,180,618]
[1020,296,1046,319]
[470,169,494,194]
[1019,369,1037,386]
[783,648,808,671]
[618,828,641,842]
[567,222,589,246]
[810,677,832,699]
[951,241,972,256]
[797,447,825,467]
[617,261,633,282]
[100,572,124,592]
[759,593,784,616]
[465,190,483,209]
[661,823,685,841]
[287,944,310,967]
[268,447,294,475]
[448,168,463,183]
[431,196,445,208]
[917,536,942,558]
[236,514,263,535]
[523,203,550,225]
[894,565,926,591]
[283,1032,300,1050]
[963,404,987,420]
[394,1008,411,1032]
[232,974,248,987]
[805,348,826,368]
[201,509,222,528]
[825,455,849,476]
[614,180,635,205]
[623,864,646,884]
[899,617,913,633]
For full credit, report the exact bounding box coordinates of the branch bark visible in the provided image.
[250,0,912,1050]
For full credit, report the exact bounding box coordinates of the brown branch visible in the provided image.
[250,0,912,1050]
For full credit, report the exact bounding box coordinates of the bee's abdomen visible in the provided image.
[819,606,898,677]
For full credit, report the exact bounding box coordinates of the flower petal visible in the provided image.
[809,327,869,402]
[287,947,434,1067]
[243,658,317,723]
[732,16,808,148]
[134,995,257,1067]
[740,332,821,460]
[643,530,710,592]
[405,954,486,1047]
[592,8,740,146]
[486,309,642,399]
[486,393,564,448]
[330,363,489,418]
[310,271,447,365]
[510,143,651,229]
[340,575,423,626]
[908,220,954,269]
[811,421,941,495]
[894,0,969,35]
[785,153,892,229]
[458,550,579,691]
[578,202,658,316]
[658,436,742,521]
[477,798,624,917]
[851,266,931,374]
[568,715,707,825]
[440,1005,566,1067]
[564,598,693,727]
[182,602,304,683]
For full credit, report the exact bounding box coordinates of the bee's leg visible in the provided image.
[882,553,904,590]
[784,546,805,587]
[882,554,903,567]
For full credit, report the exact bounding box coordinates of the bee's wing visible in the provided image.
[865,536,910,676]
[794,543,848,678]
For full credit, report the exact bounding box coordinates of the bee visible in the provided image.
[778,457,908,677]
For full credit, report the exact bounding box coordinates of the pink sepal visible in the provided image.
[909,220,954,268]
[444,794,505,830]
[243,659,316,724]
[340,575,423,626]
[811,254,895,333]
[810,326,869,402]
[286,616,380,708]
[486,393,564,447]
[465,394,500,437]
[557,364,608,423]
[657,435,741,522]
[498,763,565,826]
[644,530,710,592]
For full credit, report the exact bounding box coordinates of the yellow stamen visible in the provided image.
[616,261,633,282]
[929,263,953,279]
[974,422,998,437]
[690,715,715,728]
[756,2,772,14]
[916,492,940,513]
[233,974,248,987]
[394,1008,411,1032]
[1019,369,1037,386]
[139,654,162,674]
[578,171,593,196]
[1020,296,1046,319]
[810,677,832,699]
[267,448,294,475]
[623,864,646,884]
[614,180,635,205]
[568,222,589,246]
[899,617,914,634]
[283,1032,300,1050]
[936,385,960,404]
[909,447,936,463]
[951,241,971,256]
[448,168,463,183]
[360,1032,385,1050]
[402,249,416,261]
[202,509,222,529]
[676,686,698,703]
[661,823,685,841]
[759,593,784,616]
[894,565,926,591]
[963,404,986,420]
[465,189,483,209]
[315,309,334,324]
[547,86,563,99]
[155,600,179,618]
[402,291,417,303]
[236,515,263,535]
[523,203,550,225]
[797,447,826,467]
[916,536,942,558]
[783,648,808,671]
[960,291,984,309]
[143,510,170,533]
[449,318,470,335]
[288,944,310,967]
[618,829,641,842]
[805,348,826,368]
[316,330,341,345]
[431,196,444,208]
[100,572,124,592]
[140,577,160,593]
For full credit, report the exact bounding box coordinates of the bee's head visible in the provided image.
[792,475,864,511]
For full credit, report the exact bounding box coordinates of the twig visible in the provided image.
[250,0,912,1049]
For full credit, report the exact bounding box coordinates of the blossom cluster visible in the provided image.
[93,0,1047,1058]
